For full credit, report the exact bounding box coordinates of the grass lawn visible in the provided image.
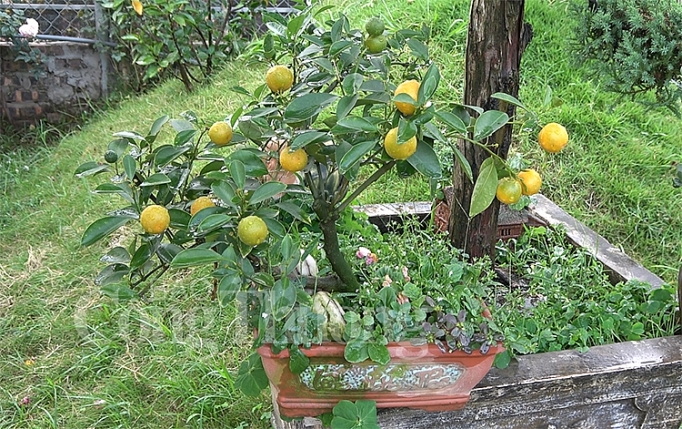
[1,0,681,427]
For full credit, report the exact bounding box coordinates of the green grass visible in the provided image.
[1,0,681,427]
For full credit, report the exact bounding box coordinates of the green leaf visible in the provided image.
[95,263,129,286]
[94,183,134,204]
[218,272,242,305]
[262,218,285,238]
[212,181,237,207]
[130,243,152,270]
[154,145,190,166]
[140,173,171,187]
[330,17,344,42]
[100,246,131,264]
[338,140,377,174]
[74,161,110,178]
[367,343,390,365]
[491,92,528,111]
[231,86,251,97]
[107,138,129,155]
[169,208,191,229]
[238,117,269,142]
[284,94,338,124]
[226,149,268,177]
[337,94,359,120]
[407,38,429,60]
[174,129,196,146]
[123,155,136,181]
[332,116,378,134]
[288,347,310,375]
[271,277,297,321]
[279,234,295,262]
[453,146,473,183]
[100,284,137,302]
[266,22,287,38]
[397,118,417,143]
[197,214,231,234]
[291,131,330,150]
[469,157,498,218]
[418,64,440,104]
[435,110,467,134]
[81,216,132,247]
[171,248,224,268]
[286,13,306,38]
[451,105,472,126]
[473,110,509,141]
[356,400,380,429]
[157,243,183,265]
[113,131,146,142]
[229,160,246,189]
[200,160,225,175]
[235,353,269,397]
[332,400,380,429]
[331,401,358,429]
[330,40,353,56]
[148,115,169,137]
[342,73,364,94]
[249,182,287,205]
[393,93,417,107]
[344,340,369,363]
[170,118,195,132]
[407,140,441,178]
[651,288,673,302]
[275,201,311,224]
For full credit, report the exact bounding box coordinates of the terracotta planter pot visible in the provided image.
[258,341,504,418]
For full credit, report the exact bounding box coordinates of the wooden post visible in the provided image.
[449,0,532,259]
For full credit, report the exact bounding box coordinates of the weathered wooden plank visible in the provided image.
[528,194,666,288]
[271,336,682,428]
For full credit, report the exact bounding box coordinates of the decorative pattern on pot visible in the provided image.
[299,362,465,391]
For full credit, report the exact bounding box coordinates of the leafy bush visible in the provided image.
[496,226,678,355]
[0,9,43,72]
[573,0,682,113]
[104,0,269,92]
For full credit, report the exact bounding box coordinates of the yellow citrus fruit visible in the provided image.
[208,121,233,146]
[190,196,216,216]
[365,17,385,37]
[364,35,387,54]
[279,145,308,172]
[266,65,294,93]
[237,215,269,246]
[517,169,542,196]
[132,0,143,15]
[538,122,568,153]
[384,127,417,160]
[140,205,170,234]
[496,177,523,205]
[394,80,420,116]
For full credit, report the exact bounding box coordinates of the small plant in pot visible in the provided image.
[76,5,563,427]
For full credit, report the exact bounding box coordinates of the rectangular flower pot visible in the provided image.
[259,341,503,418]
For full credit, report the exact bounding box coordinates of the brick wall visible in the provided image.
[1,41,107,127]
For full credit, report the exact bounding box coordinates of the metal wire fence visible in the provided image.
[2,0,98,39]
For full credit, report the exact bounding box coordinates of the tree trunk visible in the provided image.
[449,0,532,259]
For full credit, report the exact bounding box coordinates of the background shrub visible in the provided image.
[573,0,682,113]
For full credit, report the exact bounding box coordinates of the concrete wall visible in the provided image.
[0,41,106,127]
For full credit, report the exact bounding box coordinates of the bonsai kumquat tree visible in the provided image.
[75,5,567,425]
